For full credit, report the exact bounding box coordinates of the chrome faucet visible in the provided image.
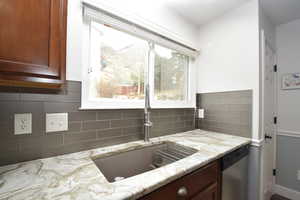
[144,83,152,142]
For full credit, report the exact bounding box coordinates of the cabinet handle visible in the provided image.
[177,186,188,197]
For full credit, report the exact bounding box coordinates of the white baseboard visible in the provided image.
[263,181,274,200]
[264,187,273,200]
[274,184,300,200]
[277,130,300,138]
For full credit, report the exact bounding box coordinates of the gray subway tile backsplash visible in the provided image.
[97,110,122,120]
[197,90,252,138]
[68,121,82,132]
[64,131,97,145]
[123,126,143,136]
[20,92,81,103]
[69,111,96,122]
[97,128,123,139]
[110,119,142,128]
[44,102,81,113]
[0,138,19,152]
[122,110,144,119]
[0,93,20,101]
[0,81,195,166]
[82,120,110,131]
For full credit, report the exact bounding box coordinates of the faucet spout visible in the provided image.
[144,84,152,142]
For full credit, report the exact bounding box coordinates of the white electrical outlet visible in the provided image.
[197,109,205,119]
[297,170,300,181]
[14,113,32,135]
[46,113,68,133]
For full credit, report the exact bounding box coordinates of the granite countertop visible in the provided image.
[0,129,251,200]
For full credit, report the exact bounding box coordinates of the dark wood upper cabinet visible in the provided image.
[0,0,67,89]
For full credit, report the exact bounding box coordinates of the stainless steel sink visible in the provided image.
[92,142,198,182]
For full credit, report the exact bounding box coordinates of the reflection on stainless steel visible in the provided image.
[222,145,250,200]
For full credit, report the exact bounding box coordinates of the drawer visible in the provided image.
[140,161,220,200]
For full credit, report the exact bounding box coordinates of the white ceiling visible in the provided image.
[165,0,249,26]
[261,0,300,25]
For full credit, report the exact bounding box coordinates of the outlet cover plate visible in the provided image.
[46,113,68,133]
[197,109,205,119]
[14,113,32,135]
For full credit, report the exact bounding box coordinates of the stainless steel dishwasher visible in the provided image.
[221,144,250,200]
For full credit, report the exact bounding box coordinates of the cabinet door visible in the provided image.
[191,184,218,200]
[140,161,220,200]
[0,0,67,88]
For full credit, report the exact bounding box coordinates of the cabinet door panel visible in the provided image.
[191,184,218,200]
[0,0,50,66]
[0,0,67,88]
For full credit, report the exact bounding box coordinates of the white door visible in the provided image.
[261,31,277,200]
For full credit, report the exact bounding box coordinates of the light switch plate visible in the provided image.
[46,113,68,133]
[14,113,32,135]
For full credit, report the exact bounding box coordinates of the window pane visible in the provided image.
[89,22,148,100]
[154,45,189,101]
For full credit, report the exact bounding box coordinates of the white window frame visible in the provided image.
[149,45,196,109]
[81,19,147,109]
[80,6,197,110]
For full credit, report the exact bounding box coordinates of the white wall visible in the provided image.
[259,8,276,50]
[196,0,260,140]
[66,0,198,81]
[277,19,300,134]
[66,0,83,81]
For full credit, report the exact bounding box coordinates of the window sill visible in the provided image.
[79,105,195,110]
[78,106,145,110]
[80,98,195,110]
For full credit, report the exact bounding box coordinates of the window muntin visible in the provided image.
[154,45,189,101]
[88,21,148,101]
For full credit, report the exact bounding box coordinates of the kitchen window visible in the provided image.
[152,45,189,107]
[89,22,147,101]
[81,2,197,109]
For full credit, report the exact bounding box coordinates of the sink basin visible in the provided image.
[92,142,198,182]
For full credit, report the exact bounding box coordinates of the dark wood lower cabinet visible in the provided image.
[140,160,221,200]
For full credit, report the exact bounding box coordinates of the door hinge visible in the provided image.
[274,65,278,72]
[273,169,277,176]
[274,117,277,124]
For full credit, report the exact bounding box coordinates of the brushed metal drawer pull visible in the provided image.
[177,186,188,197]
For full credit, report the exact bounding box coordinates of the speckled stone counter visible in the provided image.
[0,129,251,200]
